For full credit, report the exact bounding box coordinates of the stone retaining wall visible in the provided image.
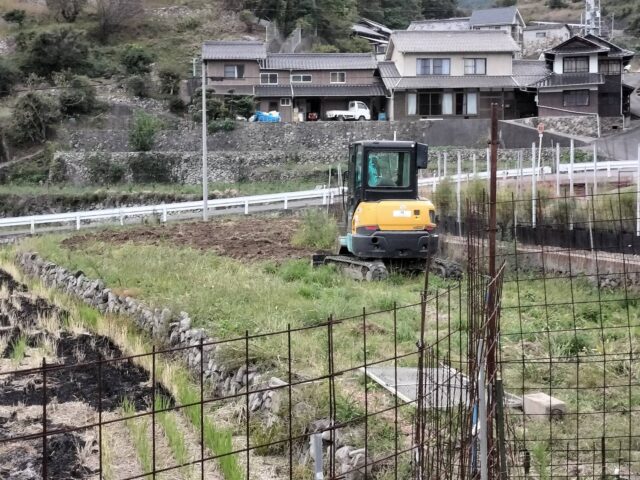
[16,252,368,478]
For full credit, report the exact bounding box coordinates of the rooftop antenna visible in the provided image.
[584,0,602,37]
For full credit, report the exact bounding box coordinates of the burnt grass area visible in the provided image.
[0,268,173,479]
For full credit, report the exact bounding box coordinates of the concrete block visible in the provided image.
[523,392,566,420]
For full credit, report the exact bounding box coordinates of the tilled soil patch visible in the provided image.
[62,217,316,262]
[0,268,173,479]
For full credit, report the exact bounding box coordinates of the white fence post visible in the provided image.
[592,143,598,196]
[30,218,35,235]
[486,147,490,188]
[76,215,80,231]
[472,153,476,176]
[162,205,167,223]
[532,144,537,229]
[556,143,560,197]
[457,152,461,236]
[244,200,249,215]
[284,195,288,210]
[443,152,448,178]
[437,152,441,179]
[119,209,124,226]
[570,138,575,197]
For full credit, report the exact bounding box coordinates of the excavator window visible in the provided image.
[366,151,411,188]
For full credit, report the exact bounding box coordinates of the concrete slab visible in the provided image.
[363,366,470,409]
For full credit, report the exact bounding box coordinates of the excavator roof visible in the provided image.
[350,140,417,149]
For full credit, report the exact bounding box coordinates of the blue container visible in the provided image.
[378,112,387,121]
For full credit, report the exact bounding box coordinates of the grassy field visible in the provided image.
[9,211,640,474]
[0,180,321,197]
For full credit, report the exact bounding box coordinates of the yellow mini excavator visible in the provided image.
[314,140,452,281]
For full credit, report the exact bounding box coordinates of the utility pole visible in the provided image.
[487,103,499,476]
[201,58,208,221]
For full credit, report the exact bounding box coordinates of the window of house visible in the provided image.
[260,73,278,84]
[599,60,621,75]
[291,73,312,83]
[330,72,346,83]
[563,56,589,73]
[418,92,443,116]
[536,31,547,38]
[407,93,417,115]
[224,65,245,79]
[280,98,291,107]
[464,58,486,75]
[416,58,451,75]
[563,89,590,107]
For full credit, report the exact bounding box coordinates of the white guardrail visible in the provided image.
[2,159,637,236]
[0,187,343,235]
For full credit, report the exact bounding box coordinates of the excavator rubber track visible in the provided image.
[312,254,389,281]
[312,254,463,282]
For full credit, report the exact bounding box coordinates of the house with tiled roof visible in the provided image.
[536,34,635,121]
[381,30,543,120]
[408,6,525,50]
[201,41,385,122]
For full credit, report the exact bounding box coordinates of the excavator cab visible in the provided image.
[340,141,438,260]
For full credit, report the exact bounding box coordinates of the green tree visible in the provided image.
[129,112,161,152]
[58,75,97,114]
[383,0,421,28]
[9,92,61,145]
[22,27,89,76]
[157,64,182,95]
[421,0,458,19]
[0,60,20,97]
[315,0,358,43]
[496,0,517,6]
[121,45,154,75]
[358,0,384,23]
[3,9,26,27]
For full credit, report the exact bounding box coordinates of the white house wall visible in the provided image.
[395,53,514,76]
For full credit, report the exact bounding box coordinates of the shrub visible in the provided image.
[59,75,97,114]
[0,60,20,97]
[3,9,26,27]
[22,27,89,76]
[129,153,174,183]
[292,209,338,250]
[227,96,255,119]
[120,45,154,75]
[86,153,126,184]
[8,92,61,145]
[129,112,161,152]
[208,118,235,133]
[157,64,181,95]
[126,75,150,98]
[433,177,454,216]
[168,97,186,114]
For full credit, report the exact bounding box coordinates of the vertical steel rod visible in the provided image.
[245,331,250,480]
[362,307,369,479]
[152,345,156,477]
[200,339,205,480]
[42,358,47,480]
[98,354,103,479]
[287,324,293,480]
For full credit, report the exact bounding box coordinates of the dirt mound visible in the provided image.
[63,217,317,262]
